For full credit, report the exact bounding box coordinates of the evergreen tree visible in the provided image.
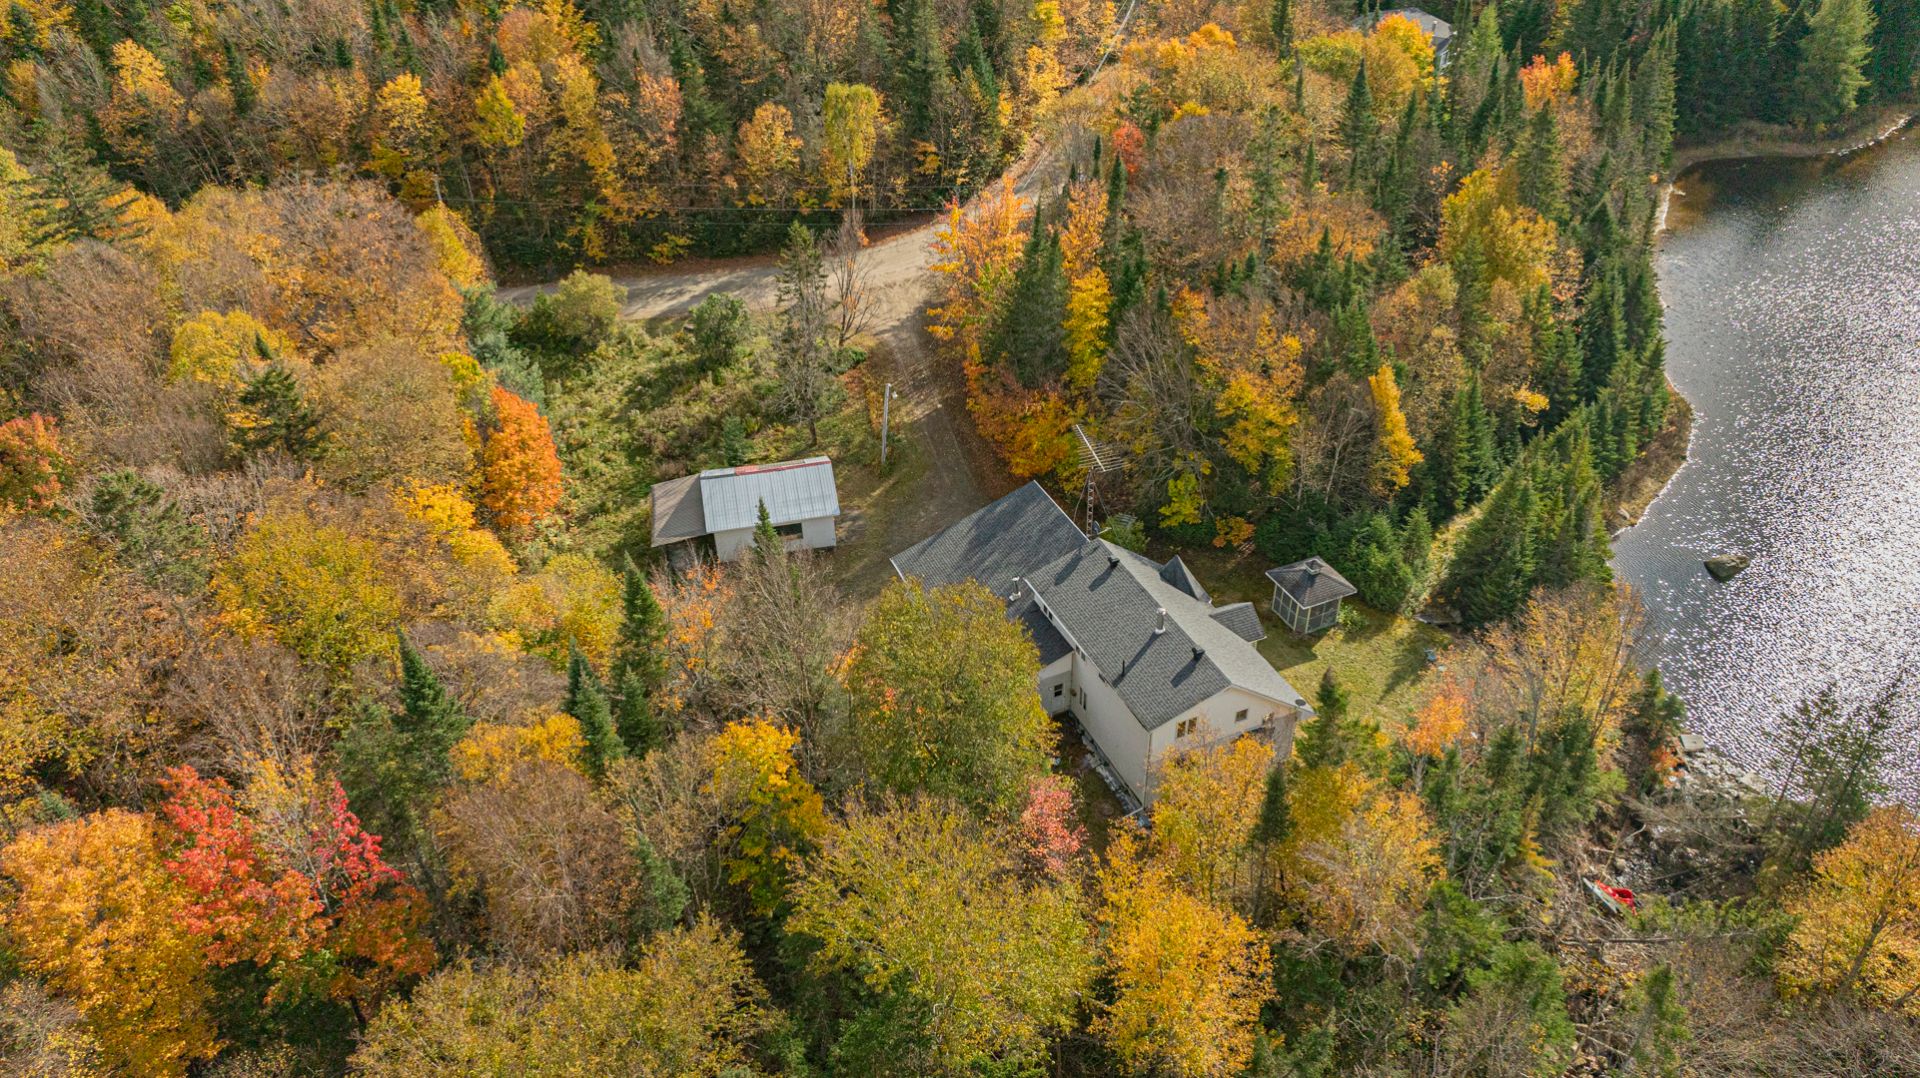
[1795,0,1876,124]
[1270,0,1294,54]
[1578,263,1628,395]
[567,646,624,781]
[1440,377,1498,514]
[1514,105,1565,220]
[613,555,668,755]
[222,39,256,115]
[1253,764,1294,847]
[1296,670,1372,770]
[1341,60,1376,181]
[899,0,956,143]
[231,362,324,458]
[17,131,128,248]
[751,498,783,562]
[1441,464,1539,625]
[1345,512,1417,611]
[339,632,472,864]
[630,831,690,935]
[988,223,1069,386]
[84,469,210,594]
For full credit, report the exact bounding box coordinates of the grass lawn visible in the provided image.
[1166,545,1455,731]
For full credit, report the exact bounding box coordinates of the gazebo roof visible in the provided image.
[1265,556,1358,607]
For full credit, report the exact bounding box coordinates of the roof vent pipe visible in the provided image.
[1154,607,1168,634]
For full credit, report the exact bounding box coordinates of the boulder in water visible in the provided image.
[1704,554,1750,581]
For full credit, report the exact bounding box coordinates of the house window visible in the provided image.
[775,522,804,539]
[1176,717,1200,738]
[1052,683,1064,698]
[1235,708,1249,724]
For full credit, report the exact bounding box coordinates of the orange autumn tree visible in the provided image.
[159,762,435,1011]
[0,412,71,513]
[481,385,564,531]
[0,810,220,1078]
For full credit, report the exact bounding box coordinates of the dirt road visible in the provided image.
[502,152,1060,586]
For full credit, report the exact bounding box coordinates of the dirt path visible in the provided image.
[502,151,1060,583]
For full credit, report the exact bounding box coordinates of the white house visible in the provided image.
[891,482,1311,808]
[650,456,839,563]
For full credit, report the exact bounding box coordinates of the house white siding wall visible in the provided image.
[712,515,837,561]
[1038,654,1073,716]
[1070,657,1153,804]
[800,516,837,550]
[1145,687,1306,789]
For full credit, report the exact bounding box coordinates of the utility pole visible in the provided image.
[879,383,894,467]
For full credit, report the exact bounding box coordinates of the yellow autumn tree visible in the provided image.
[1095,828,1272,1077]
[1439,167,1558,295]
[452,714,587,784]
[1368,363,1421,495]
[416,205,490,289]
[1151,737,1274,908]
[1778,805,1920,1014]
[821,82,883,205]
[471,75,527,149]
[1274,763,1442,955]
[1064,270,1112,389]
[168,309,297,387]
[213,506,404,671]
[928,176,1031,353]
[736,102,802,206]
[1,810,219,1077]
[705,718,827,917]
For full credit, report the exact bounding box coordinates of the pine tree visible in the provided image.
[1296,670,1356,769]
[1341,60,1376,181]
[1441,377,1498,514]
[1270,0,1294,54]
[899,0,955,142]
[1253,765,1293,846]
[1578,263,1628,396]
[1795,0,1876,125]
[230,362,324,458]
[630,831,690,935]
[397,631,468,778]
[1441,464,1539,625]
[751,498,783,562]
[222,39,256,115]
[18,132,127,249]
[1514,105,1565,219]
[988,223,1069,386]
[567,646,624,781]
[613,556,668,755]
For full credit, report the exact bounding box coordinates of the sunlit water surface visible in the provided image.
[1612,126,1920,793]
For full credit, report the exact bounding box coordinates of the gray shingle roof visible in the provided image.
[1027,541,1305,729]
[889,481,1087,593]
[1158,555,1211,603]
[649,457,840,547]
[650,473,707,545]
[1266,557,1358,607]
[1209,602,1266,643]
[1010,595,1073,666]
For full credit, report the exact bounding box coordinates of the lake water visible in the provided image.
[1611,125,1920,791]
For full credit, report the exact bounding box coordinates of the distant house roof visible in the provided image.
[888,481,1087,593]
[1027,542,1302,729]
[891,484,1305,730]
[1358,7,1454,62]
[1266,557,1359,607]
[649,456,839,547]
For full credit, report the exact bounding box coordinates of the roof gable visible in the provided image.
[1028,542,1304,728]
[889,481,1087,592]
